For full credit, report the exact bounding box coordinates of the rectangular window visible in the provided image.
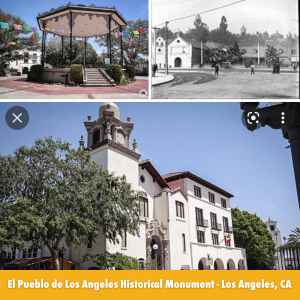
[87,234,93,249]
[221,198,227,208]
[195,208,203,226]
[210,213,217,229]
[270,225,275,231]
[223,217,229,232]
[24,53,29,63]
[291,49,296,55]
[212,233,219,245]
[139,198,148,217]
[194,186,201,198]
[32,248,38,258]
[208,192,215,203]
[176,201,185,218]
[182,234,186,252]
[22,250,27,259]
[197,231,205,243]
[121,231,127,248]
[33,53,37,64]
[12,249,16,260]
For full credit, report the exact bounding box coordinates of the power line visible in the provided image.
[154,0,246,27]
[154,0,201,6]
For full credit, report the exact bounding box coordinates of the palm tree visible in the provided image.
[287,227,300,247]
[265,45,279,66]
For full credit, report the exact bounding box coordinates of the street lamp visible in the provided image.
[240,102,300,210]
[153,244,158,270]
[58,246,66,270]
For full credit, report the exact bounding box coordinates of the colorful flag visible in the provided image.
[41,28,45,31]
[67,30,72,33]
[38,37,42,40]
[6,43,11,46]
[114,32,118,36]
[60,30,64,33]
[0,44,4,47]
[119,32,123,36]
[17,41,21,44]
[133,31,139,34]
[111,32,114,35]
[27,39,31,42]
[45,28,50,31]
[14,24,22,30]
[56,29,60,32]
[128,31,132,35]
[0,22,9,29]
[23,25,31,31]
[5,52,9,55]
[24,48,27,51]
[50,29,55,31]
[22,40,26,43]
[123,32,128,35]
[11,42,16,45]
[33,38,37,41]
[31,27,38,32]
[139,29,145,34]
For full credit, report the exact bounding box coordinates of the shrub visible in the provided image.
[107,64,122,84]
[29,65,43,82]
[124,64,136,79]
[70,64,83,85]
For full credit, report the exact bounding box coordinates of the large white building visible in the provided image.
[6,103,247,270]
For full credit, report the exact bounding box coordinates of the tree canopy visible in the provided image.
[0,137,140,270]
[0,8,41,65]
[287,227,300,247]
[232,208,276,270]
[94,19,148,65]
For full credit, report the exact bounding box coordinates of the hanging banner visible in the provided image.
[14,24,22,30]
[0,22,9,29]
[23,25,31,31]
[110,28,148,36]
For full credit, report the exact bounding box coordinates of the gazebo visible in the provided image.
[36,3,126,85]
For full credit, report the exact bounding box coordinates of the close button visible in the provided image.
[5,106,29,130]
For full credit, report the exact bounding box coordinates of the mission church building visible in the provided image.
[7,103,246,270]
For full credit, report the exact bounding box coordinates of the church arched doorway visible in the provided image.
[214,258,224,270]
[175,57,182,67]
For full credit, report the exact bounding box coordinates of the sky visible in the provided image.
[0,102,298,242]
[152,0,299,37]
[0,0,148,54]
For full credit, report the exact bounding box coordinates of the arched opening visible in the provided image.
[198,257,208,270]
[174,57,182,67]
[151,237,163,270]
[88,267,99,270]
[238,259,244,270]
[227,259,236,270]
[93,130,100,145]
[214,258,224,270]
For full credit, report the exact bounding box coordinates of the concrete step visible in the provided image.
[80,83,115,87]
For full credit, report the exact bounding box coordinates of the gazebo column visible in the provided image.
[41,29,45,68]
[70,11,73,66]
[120,25,123,68]
[109,15,112,64]
[84,37,87,66]
[61,36,64,68]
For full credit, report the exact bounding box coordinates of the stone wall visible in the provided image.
[41,69,71,84]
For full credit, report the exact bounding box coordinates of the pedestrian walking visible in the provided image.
[250,63,255,75]
[215,63,219,76]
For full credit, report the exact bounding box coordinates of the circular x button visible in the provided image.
[5,106,29,130]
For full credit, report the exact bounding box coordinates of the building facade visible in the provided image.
[5,103,247,270]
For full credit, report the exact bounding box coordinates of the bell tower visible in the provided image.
[82,102,141,189]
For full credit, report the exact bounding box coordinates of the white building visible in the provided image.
[154,33,207,69]
[265,218,283,270]
[8,49,51,71]
[6,103,247,270]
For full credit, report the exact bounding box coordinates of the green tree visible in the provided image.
[232,208,276,270]
[184,15,210,43]
[83,251,139,270]
[95,19,148,65]
[0,137,140,270]
[0,8,41,66]
[287,227,300,247]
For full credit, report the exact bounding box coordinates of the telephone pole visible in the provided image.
[165,21,169,75]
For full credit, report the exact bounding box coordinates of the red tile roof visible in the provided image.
[266,219,277,223]
[163,171,234,198]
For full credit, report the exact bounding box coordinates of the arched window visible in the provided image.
[160,42,164,46]
[93,130,100,145]
[156,42,159,45]
[198,259,204,270]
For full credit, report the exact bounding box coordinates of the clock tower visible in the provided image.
[82,102,141,189]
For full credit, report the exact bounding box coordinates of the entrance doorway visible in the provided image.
[175,57,182,67]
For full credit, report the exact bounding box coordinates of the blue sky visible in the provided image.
[0,102,298,241]
[1,0,148,53]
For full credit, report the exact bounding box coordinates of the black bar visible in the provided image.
[120,25,123,68]
[41,30,45,68]
[61,36,64,68]
[109,15,112,64]
[70,11,72,66]
[296,247,300,270]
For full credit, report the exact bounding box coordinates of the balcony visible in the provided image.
[224,226,233,233]
[196,219,209,228]
[211,223,222,231]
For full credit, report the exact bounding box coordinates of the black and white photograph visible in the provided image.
[151,0,299,99]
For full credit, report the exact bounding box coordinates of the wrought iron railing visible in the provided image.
[224,226,233,233]
[196,219,209,227]
[211,223,222,231]
[98,61,112,79]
